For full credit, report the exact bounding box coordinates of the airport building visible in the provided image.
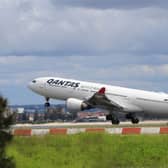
[10,104,108,123]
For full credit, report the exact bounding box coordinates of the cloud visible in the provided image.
[0,0,168,56]
[150,64,168,75]
[51,0,168,10]
[1,55,168,86]
[1,55,168,104]
[0,56,35,64]
[0,1,168,104]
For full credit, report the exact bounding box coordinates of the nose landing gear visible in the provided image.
[45,97,50,107]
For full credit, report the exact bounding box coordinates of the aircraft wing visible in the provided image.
[86,87,143,113]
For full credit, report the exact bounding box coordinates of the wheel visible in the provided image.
[131,118,139,124]
[126,113,140,124]
[45,102,50,107]
[106,114,120,125]
[106,114,112,121]
[111,117,120,125]
[111,119,120,125]
[45,97,50,107]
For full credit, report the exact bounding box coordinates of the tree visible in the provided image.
[0,96,15,168]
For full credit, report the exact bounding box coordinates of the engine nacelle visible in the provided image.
[66,98,90,113]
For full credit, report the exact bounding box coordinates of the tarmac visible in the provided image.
[10,120,168,136]
[12,120,168,129]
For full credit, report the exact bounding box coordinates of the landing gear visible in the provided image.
[45,97,50,107]
[126,113,139,124]
[111,117,120,125]
[106,114,120,125]
[45,102,50,107]
[131,117,139,124]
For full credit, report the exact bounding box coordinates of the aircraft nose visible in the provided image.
[28,82,33,91]
[28,80,37,91]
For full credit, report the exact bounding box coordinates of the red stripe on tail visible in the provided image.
[98,87,106,94]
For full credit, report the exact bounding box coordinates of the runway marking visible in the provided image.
[32,129,49,136]
[12,127,168,136]
[50,128,67,135]
[67,128,85,135]
[105,128,122,134]
[122,128,141,135]
[14,129,32,136]
[86,128,105,133]
[160,127,168,134]
[141,127,160,134]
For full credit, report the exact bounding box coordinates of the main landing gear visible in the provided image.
[126,113,139,124]
[45,97,50,107]
[106,113,140,125]
[106,114,120,125]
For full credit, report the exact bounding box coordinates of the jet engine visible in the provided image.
[66,98,91,113]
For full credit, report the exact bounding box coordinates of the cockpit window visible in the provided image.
[32,80,36,83]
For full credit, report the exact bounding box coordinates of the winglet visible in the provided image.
[98,87,106,94]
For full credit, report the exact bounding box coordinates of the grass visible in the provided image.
[7,134,168,168]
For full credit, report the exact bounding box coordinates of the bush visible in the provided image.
[0,96,15,168]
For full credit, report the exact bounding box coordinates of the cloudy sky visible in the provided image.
[1,0,168,105]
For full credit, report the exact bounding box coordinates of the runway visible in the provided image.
[12,120,168,129]
[10,120,168,136]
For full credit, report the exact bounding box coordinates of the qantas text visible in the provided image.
[47,79,80,88]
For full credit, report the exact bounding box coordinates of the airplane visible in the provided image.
[28,77,168,124]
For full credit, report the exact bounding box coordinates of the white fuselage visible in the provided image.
[28,77,168,116]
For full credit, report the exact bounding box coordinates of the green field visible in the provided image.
[7,134,168,168]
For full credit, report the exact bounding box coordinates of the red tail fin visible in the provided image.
[98,87,106,94]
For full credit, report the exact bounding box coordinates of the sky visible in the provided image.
[1,0,168,105]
